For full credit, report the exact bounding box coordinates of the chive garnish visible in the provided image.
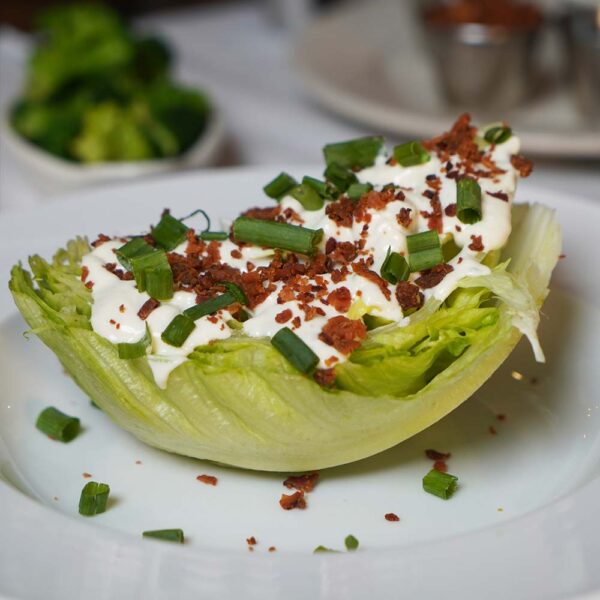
[484,126,512,145]
[117,326,151,359]
[151,213,189,251]
[323,136,384,169]
[263,172,297,200]
[232,217,323,256]
[344,535,359,551]
[271,327,319,374]
[346,182,372,202]
[35,406,80,442]
[406,230,444,272]
[115,238,154,271]
[290,183,324,211]
[184,292,239,321]
[200,231,228,241]
[323,162,357,193]
[423,469,458,500]
[302,176,328,198]
[161,314,196,347]
[143,529,184,543]
[456,177,482,224]
[78,481,110,516]
[380,248,409,284]
[219,282,248,305]
[130,249,173,300]
[393,141,430,167]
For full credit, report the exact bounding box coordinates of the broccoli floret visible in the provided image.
[133,37,171,82]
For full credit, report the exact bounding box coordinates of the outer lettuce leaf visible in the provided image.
[9,204,561,471]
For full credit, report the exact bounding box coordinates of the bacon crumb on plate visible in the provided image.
[385,513,400,522]
[283,472,319,493]
[246,536,257,546]
[196,474,218,486]
[280,490,307,510]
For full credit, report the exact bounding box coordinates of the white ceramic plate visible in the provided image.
[293,0,600,159]
[0,168,599,600]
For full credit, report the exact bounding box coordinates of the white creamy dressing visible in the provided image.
[82,132,521,387]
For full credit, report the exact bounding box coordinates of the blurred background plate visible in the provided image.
[293,0,600,159]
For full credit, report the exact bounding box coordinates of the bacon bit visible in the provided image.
[355,189,396,222]
[91,234,111,247]
[385,513,400,522]
[433,460,448,473]
[275,309,293,324]
[242,206,281,221]
[423,189,435,200]
[230,249,243,259]
[319,316,367,354]
[314,368,336,386]
[325,196,355,228]
[421,196,443,233]
[324,356,339,367]
[82,472,92,479]
[415,264,453,289]
[80,266,89,283]
[468,235,484,252]
[196,474,218,486]
[109,319,116,325]
[489,426,498,435]
[330,241,357,264]
[207,315,219,324]
[283,472,319,493]
[352,261,391,300]
[510,154,533,177]
[455,225,462,232]
[300,304,326,321]
[268,546,277,553]
[423,113,481,168]
[486,190,509,202]
[246,536,257,546]
[246,261,255,271]
[291,316,301,329]
[85,281,94,290]
[137,298,160,320]
[425,449,451,460]
[104,262,134,281]
[496,414,506,422]
[327,287,352,312]
[279,490,306,510]
[395,281,424,312]
[118,304,126,313]
[444,203,457,217]
[397,207,412,228]
[325,237,337,254]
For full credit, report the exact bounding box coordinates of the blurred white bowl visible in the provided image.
[0,106,226,194]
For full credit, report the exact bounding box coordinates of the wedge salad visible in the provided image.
[10,114,561,471]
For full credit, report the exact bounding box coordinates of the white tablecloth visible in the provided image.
[0,2,598,212]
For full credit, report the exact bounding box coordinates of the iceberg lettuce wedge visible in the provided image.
[9,204,560,471]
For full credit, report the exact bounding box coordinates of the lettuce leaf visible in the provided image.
[8,204,561,471]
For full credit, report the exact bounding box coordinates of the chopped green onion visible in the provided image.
[423,469,458,500]
[115,238,154,271]
[130,249,173,299]
[314,546,339,553]
[345,535,359,551]
[346,182,372,202]
[219,282,248,305]
[406,230,444,272]
[184,292,237,321]
[233,217,323,256]
[393,141,430,167]
[145,266,174,301]
[35,406,80,442]
[161,314,196,347]
[78,481,110,516]
[323,136,384,169]
[143,529,184,543]
[302,176,328,197]
[200,231,228,241]
[117,326,151,359]
[263,172,298,200]
[484,126,512,145]
[323,162,357,193]
[290,183,324,211]
[180,208,211,231]
[271,327,319,374]
[363,314,394,330]
[456,177,482,224]
[151,213,189,251]
[380,248,409,284]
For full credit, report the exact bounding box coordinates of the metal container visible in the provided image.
[423,19,542,111]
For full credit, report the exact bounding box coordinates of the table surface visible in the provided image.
[0,1,598,212]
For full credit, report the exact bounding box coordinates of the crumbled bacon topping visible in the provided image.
[352,261,391,300]
[319,316,367,354]
[242,206,281,221]
[104,262,134,281]
[80,266,89,283]
[397,207,412,228]
[314,368,336,386]
[421,195,443,233]
[327,287,352,312]
[325,196,355,228]
[468,235,484,252]
[137,298,160,320]
[510,154,533,177]
[395,281,424,312]
[196,474,218,486]
[423,113,481,168]
[486,190,509,202]
[433,460,448,473]
[91,234,111,247]
[385,513,400,522]
[279,490,307,510]
[283,472,319,493]
[415,264,453,289]
[275,308,293,323]
[246,536,257,546]
[444,203,457,217]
